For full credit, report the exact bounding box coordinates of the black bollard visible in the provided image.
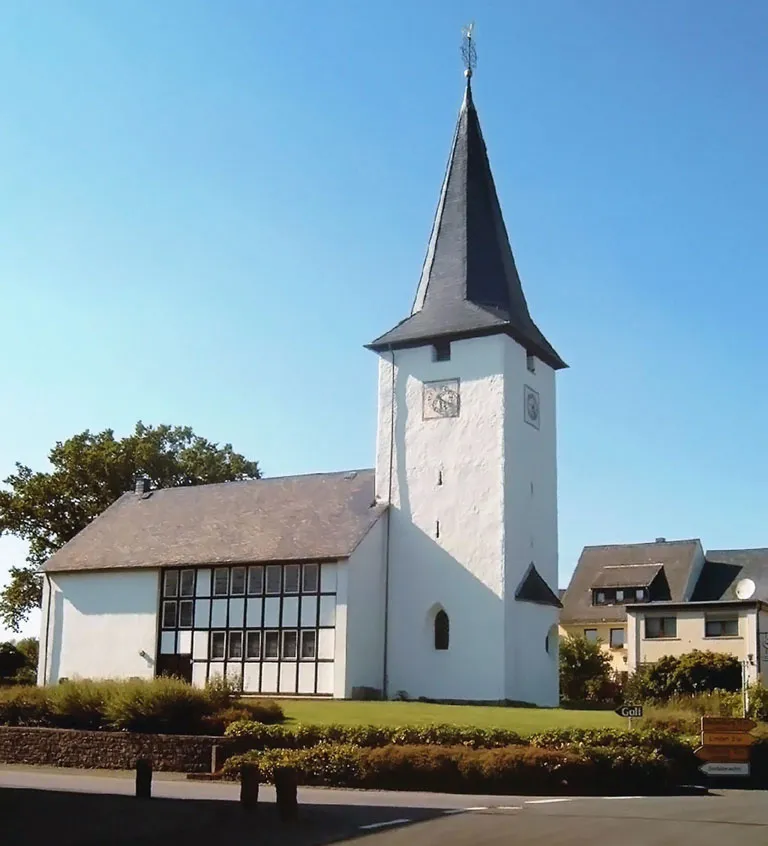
[135,758,152,799]
[274,766,298,821]
[240,763,260,809]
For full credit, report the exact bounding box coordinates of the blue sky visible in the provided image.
[2,1,767,640]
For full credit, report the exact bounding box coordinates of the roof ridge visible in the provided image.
[582,538,701,551]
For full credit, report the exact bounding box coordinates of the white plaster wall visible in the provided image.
[502,341,559,706]
[343,516,387,697]
[376,338,507,700]
[39,570,159,683]
[626,612,640,673]
[333,562,348,698]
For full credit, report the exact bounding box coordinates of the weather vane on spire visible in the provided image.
[461,22,477,79]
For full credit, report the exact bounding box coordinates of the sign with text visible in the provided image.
[615,705,643,719]
[699,762,750,777]
[694,746,750,763]
[700,717,757,733]
[701,732,755,747]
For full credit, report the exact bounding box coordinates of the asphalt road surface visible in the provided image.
[2,766,767,845]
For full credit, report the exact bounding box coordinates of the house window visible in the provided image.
[265,566,282,595]
[434,610,450,650]
[645,616,677,639]
[163,571,179,598]
[282,631,298,660]
[246,631,261,659]
[615,590,625,602]
[213,568,229,596]
[432,340,451,362]
[526,353,536,373]
[594,591,606,605]
[302,563,319,593]
[179,570,195,597]
[636,588,645,601]
[210,631,226,660]
[705,617,739,638]
[247,566,264,595]
[284,564,300,594]
[228,631,243,659]
[301,630,317,660]
[610,628,625,648]
[178,600,194,628]
[584,628,598,643]
[231,567,246,596]
[162,601,177,629]
[264,631,279,659]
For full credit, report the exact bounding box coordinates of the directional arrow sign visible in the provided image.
[700,717,757,733]
[695,746,751,763]
[699,762,750,777]
[615,705,643,719]
[701,732,755,747]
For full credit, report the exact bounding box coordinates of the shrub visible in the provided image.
[625,651,742,702]
[47,680,111,730]
[748,683,768,721]
[559,635,613,702]
[222,742,682,795]
[0,685,51,726]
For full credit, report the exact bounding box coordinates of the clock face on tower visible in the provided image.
[524,385,540,429]
[423,379,460,419]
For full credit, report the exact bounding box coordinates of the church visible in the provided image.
[37,66,566,706]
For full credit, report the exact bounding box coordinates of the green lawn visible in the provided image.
[272,699,623,734]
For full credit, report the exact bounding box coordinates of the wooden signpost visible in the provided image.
[695,716,757,778]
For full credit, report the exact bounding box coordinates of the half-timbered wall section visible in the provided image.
[157,561,339,695]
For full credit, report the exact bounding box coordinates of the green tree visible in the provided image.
[0,641,26,682]
[559,634,613,702]
[0,422,260,631]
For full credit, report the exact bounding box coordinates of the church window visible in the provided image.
[301,630,317,659]
[434,610,449,650]
[284,564,300,594]
[210,632,226,660]
[179,570,195,596]
[163,570,179,598]
[266,566,282,594]
[161,601,177,629]
[435,520,440,538]
[178,600,193,628]
[246,631,261,659]
[527,353,536,373]
[231,567,246,595]
[282,630,298,659]
[303,563,319,593]
[432,340,451,362]
[228,631,243,659]
[247,566,264,595]
[264,631,279,659]
[213,568,229,596]
[437,470,443,486]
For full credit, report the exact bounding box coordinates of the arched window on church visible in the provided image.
[434,610,450,651]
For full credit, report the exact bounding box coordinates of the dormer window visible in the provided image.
[595,591,606,605]
[615,589,624,602]
[432,341,451,362]
[636,588,645,601]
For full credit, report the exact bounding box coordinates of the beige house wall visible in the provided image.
[559,622,628,675]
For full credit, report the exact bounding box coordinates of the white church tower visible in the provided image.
[367,53,566,706]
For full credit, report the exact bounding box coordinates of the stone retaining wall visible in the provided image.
[0,726,241,772]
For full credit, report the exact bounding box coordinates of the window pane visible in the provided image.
[646,618,660,638]
[246,631,261,659]
[610,628,625,648]
[302,563,319,593]
[595,591,605,605]
[231,567,246,595]
[228,631,243,659]
[211,632,226,660]
[179,600,193,628]
[300,630,317,659]
[162,600,177,629]
[164,571,179,598]
[266,566,281,595]
[180,570,195,597]
[264,631,279,659]
[248,566,264,595]
[284,564,300,594]
[282,631,298,659]
[664,617,677,637]
[636,588,645,601]
[615,590,624,602]
[584,628,598,643]
[725,619,738,636]
[213,568,229,596]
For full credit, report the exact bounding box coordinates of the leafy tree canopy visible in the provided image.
[0,422,261,631]
[559,633,613,702]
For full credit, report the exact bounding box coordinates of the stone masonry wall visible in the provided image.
[0,726,242,772]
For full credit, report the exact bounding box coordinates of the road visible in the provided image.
[2,766,767,845]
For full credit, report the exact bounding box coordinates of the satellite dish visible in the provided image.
[735,578,756,600]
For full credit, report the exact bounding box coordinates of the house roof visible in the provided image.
[515,564,562,608]
[44,469,386,573]
[591,564,663,590]
[560,539,702,624]
[691,549,768,602]
[366,79,565,370]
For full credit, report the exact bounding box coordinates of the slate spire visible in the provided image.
[368,72,566,370]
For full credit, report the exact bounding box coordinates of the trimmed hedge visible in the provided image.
[0,680,284,734]
[222,742,684,795]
